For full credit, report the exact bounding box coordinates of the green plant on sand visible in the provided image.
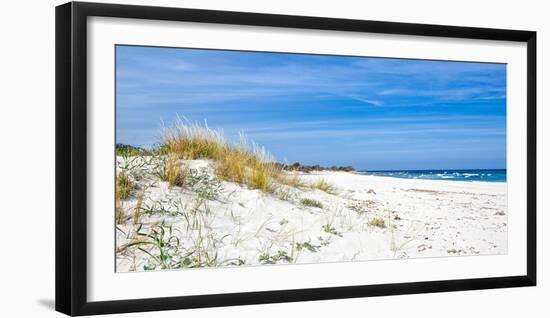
[310,178,336,193]
[300,198,323,209]
[116,172,133,200]
[368,217,387,228]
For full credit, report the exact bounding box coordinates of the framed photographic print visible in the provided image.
[55,1,536,316]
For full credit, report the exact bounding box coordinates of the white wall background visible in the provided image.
[0,0,546,316]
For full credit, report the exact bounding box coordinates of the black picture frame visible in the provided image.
[55,1,537,316]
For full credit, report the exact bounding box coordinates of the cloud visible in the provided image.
[345,94,383,106]
[379,87,506,101]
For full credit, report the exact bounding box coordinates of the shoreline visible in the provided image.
[297,169,507,186]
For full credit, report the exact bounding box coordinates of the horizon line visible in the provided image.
[361,168,506,172]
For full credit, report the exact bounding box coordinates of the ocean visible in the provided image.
[360,169,506,182]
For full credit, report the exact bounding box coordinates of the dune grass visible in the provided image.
[162,118,227,160]
[248,162,277,192]
[115,193,124,224]
[133,189,145,225]
[276,172,307,189]
[128,118,346,195]
[153,155,188,188]
[166,157,187,188]
[215,149,248,184]
[116,172,133,200]
[115,172,132,224]
[310,178,335,193]
[161,119,283,193]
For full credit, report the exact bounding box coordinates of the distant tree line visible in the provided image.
[276,162,355,173]
[115,143,154,156]
[116,143,142,151]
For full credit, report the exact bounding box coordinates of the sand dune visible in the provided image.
[116,158,507,272]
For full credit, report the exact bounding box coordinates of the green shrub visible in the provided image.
[300,198,323,208]
[368,217,386,228]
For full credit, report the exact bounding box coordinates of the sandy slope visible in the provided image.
[116,158,507,272]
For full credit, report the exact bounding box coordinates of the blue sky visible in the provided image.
[116,45,506,170]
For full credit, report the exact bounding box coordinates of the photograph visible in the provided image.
[114,45,508,273]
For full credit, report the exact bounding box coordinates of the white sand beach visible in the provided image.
[116,158,507,272]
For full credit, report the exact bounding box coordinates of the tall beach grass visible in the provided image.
[161,118,283,193]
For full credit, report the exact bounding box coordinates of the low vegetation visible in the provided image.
[127,225,182,270]
[295,241,321,253]
[310,178,335,193]
[133,189,145,225]
[258,250,292,264]
[276,172,307,189]
[115,195,125,225]
[368,217,387,228]
[300,198,324,209]
[163,156,187,188]
[322,223,343,237]
[116,172,133,200]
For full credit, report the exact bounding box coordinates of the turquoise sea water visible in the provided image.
[360,169,506,182]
